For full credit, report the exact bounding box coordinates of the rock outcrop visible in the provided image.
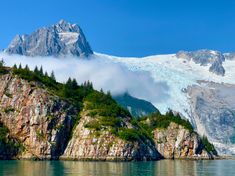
[176,49,225,76]
[5,20,93,57]
[153,122,213,159]
[62,109,159,161]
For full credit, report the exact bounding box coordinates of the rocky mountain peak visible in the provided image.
[176,49,225,76]
[5,20,93,57]
[53,20,81,33]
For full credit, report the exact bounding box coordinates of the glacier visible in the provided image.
[94,52,235,155]
[95,52,235,119]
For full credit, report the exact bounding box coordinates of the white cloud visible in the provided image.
[0,53,169,105]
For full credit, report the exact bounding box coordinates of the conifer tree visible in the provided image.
[50,71,56,81]
[13,64,17,69]
[34,66,39,73]
[44,71,48,77]
[39,66,43,76]
[25,64,29,71]
[72,78,78,89]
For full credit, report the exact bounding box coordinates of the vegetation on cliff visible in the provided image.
[0,122,24,159]
[138,111,193,137]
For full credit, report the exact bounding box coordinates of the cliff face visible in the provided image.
[62,109,159,161]
[153,122,212,159]
[0,74,77,159]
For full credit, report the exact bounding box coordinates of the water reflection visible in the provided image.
[0,159,234,176]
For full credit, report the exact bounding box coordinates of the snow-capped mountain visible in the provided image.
[5,20,93,57]
[95,51,235,155]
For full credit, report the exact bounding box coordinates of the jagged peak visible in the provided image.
[53,19,81,33]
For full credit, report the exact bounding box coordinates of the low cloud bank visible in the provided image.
[0,53,169,105]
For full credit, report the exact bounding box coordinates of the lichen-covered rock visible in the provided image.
[0,74,77,159]
[153,122,213,159]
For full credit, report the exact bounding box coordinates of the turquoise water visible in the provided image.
[0,160,234,176]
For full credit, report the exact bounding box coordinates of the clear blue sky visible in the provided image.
[1,0,235,57]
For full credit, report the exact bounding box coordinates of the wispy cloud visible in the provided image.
[0,53,169,105]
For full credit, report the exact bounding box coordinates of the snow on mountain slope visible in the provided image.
[95,52,235,120]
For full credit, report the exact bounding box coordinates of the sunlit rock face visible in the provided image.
[153,122,214,159]
[5,20,93,57]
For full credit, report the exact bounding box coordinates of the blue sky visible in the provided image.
[1,0,235,57]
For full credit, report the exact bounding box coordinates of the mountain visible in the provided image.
[5,20,93,57]
[97,50,235,155]
[113,93,158,118]
[0,65,216,160]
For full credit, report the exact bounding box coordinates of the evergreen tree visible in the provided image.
[34,66,39,73]
[25,64,29,71]
[13,64,17,69]
[19,63,22,69]
[50,71,56,81]
[44,71,48,77]
[72,78,78,89]
[100,88,104,93]
[39,66,43,76]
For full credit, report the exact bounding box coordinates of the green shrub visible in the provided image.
[139,110,193,132]
[117,128,140,141]
[84,120,101,130]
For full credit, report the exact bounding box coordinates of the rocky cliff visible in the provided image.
[0,73,77,159]
[153,122,214,159]
[61,107,159,161]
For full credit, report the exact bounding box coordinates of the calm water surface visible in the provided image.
[0,159,234,176]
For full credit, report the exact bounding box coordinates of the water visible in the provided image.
[0,160,234,176]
